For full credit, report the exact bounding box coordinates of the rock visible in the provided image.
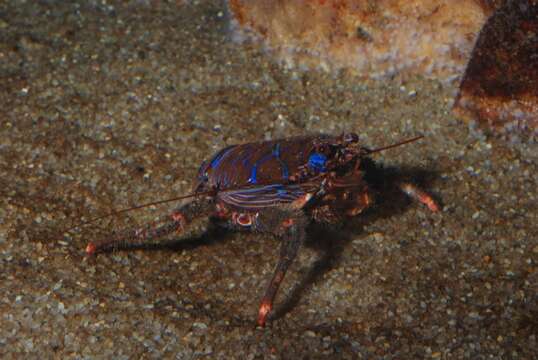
[453,0,538,138]
[228,0,501,81]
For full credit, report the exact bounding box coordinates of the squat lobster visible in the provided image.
[83,133,439,327]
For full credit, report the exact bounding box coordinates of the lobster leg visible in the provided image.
[86,196,215,255]
[257,211,307,327]
[398,182,440,212]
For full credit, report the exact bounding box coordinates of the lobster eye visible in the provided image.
[308,152,327,172]
[343,133,359,144]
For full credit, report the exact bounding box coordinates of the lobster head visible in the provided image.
[306,132,370,175]
[307,133,373,220]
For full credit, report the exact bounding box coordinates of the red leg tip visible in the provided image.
[400,183,440,213]
[281,218,294,228]
[171,211,185,223]
[85,242,97,255]
[420,195,440,212]
[171,211,186,232]
[257,301,272,327]
[426,199,440,212]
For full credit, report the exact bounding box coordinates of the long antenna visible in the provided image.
[63,189,215,233]
[366,135,424,154]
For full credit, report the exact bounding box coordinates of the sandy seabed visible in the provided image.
[1,1,536,358]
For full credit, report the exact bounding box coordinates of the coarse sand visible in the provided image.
[1,1,536,358]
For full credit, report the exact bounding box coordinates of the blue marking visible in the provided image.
[273,143,289,180]
[248,142,290,184]
[248,163,258,184]
[210,145,235,170]
[308,152,327,172]
[281,164,289,179]
[248,152,270,184]
[272,143,280,157]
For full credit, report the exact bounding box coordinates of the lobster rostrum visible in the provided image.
[83,133,439,327]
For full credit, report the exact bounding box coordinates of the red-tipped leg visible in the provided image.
[256,212,306,327]
[399,182,440,212]
[257,269,286,327]
[84,197,214,255]
[258,299,273,327]
[85,242,97,256]
[84,216,183,256]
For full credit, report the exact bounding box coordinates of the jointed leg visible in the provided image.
[86,196,215,255]
[257,211,307,327]
[398,182,439,212]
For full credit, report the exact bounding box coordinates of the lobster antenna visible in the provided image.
[366,135,424,154]
[63,189,215,233]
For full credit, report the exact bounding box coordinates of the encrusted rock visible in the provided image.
[228,0,502,81]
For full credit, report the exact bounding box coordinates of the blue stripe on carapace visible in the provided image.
[272,143,280,157]
[273,143,289,180]
[248,164,258,184]
[248,143,290,184]
[248,164,256,184]
[248,152,271,184]
[209,145,236,170]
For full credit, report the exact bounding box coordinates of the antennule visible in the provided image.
[367,135,424,155]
